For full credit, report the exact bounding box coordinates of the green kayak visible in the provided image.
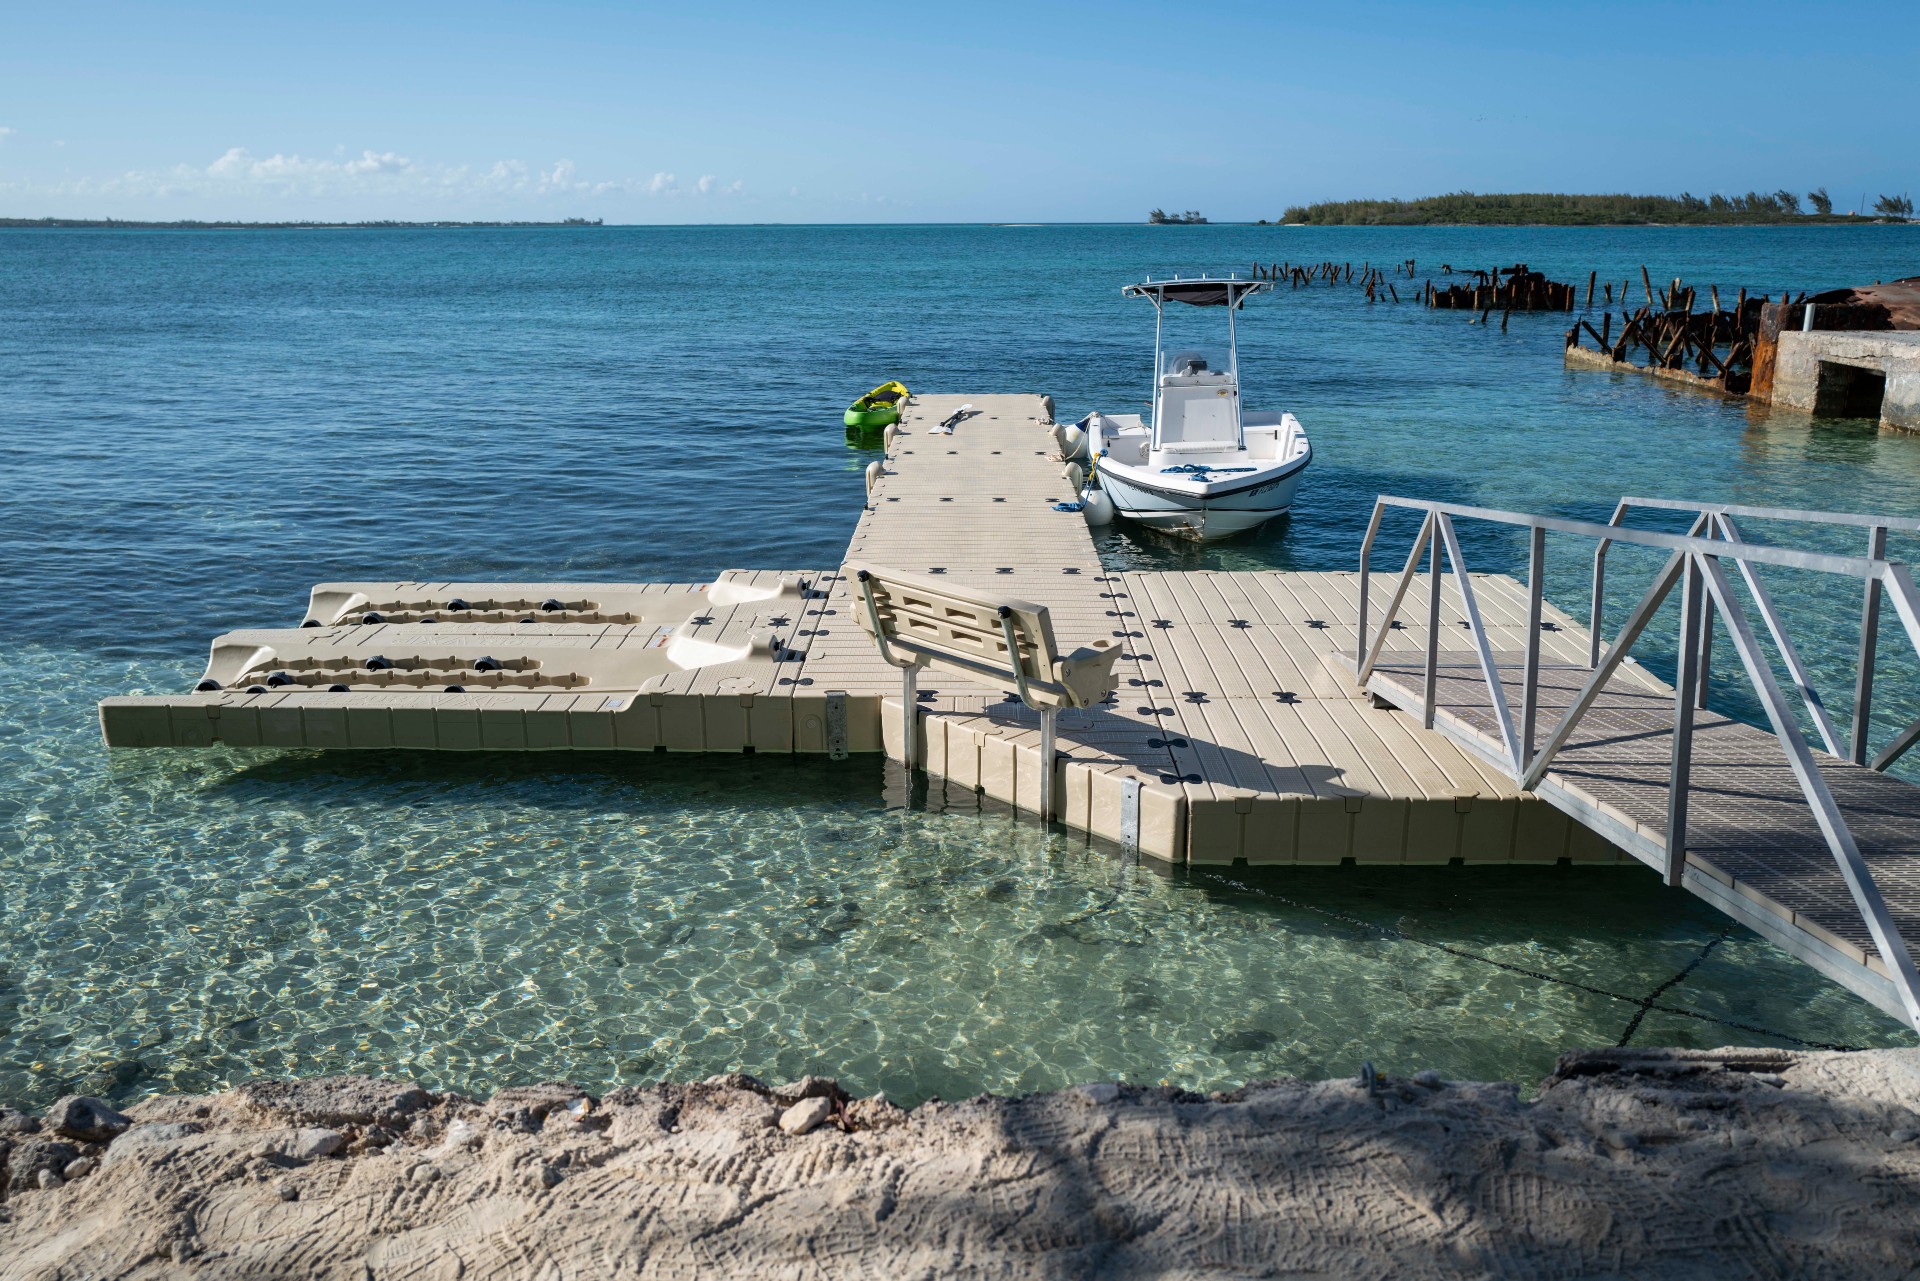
[844,381,910,429]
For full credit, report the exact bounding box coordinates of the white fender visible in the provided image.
[1081,485,1115,526]
[882,424,898,450]
[1052,422,1089,462]
[1040,394,1055,421]
[865,460,882,495]
[1061,461,1085,492]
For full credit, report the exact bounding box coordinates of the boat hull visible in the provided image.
[844,405,900,429]
[1097,450,1309,541]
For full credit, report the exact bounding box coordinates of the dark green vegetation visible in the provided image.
[0,217,604,229]
[1148,209,1208,225]
[1276,190,1912,226]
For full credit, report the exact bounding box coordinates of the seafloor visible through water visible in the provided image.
[4,223,1920,1108]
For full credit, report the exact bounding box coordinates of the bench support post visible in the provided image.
[900,665,917,771]
[1039,706,1057,822]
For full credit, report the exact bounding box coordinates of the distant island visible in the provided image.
[1272,191,1914,226]
[1148,209,1208,225]
[0,217,605,230]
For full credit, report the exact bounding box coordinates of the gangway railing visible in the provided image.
[1593,498,1920,771]
[1353,494,1920,1030]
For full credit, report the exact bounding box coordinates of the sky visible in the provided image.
[1,0,1914,223]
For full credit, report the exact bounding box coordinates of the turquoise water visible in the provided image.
[4,224,1919,1108]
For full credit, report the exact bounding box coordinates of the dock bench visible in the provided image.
[849,563,1123,820]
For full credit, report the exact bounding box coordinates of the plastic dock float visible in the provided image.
[100,570,883,755]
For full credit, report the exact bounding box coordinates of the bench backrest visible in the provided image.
[848,564,1120,710]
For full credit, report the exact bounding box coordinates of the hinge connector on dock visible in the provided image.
[1120,777,1142,859]
[825,690,849,760]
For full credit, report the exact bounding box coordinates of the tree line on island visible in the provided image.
[1148,209,1208,225]
[1269,190,1913,226]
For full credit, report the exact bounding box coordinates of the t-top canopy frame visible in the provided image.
[1122,277,1271,308]
[1124,276,1270,450]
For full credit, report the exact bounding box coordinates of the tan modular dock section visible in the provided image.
[98,392,1920,1026]
[101,393,1582,868]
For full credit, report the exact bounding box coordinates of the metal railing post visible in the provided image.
[1853,524,1888,765]
[1665,553,1706,887]
[1696,594,1714,710]
[1356,500,1386,671]
[1589,500,1630,669]
[1424,523,1443,729]
[1522,525,1545,768]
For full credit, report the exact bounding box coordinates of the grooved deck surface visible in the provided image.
[818,395,1589,866]
[1364,652,1920,980]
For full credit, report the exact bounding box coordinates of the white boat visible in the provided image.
[1084,277,1309,541]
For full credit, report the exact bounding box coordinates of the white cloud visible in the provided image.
[0,144,746,214]
[206,147,413,180]
[344,150,410,175]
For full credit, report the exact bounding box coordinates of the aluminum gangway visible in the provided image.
[1351,495,1920,1031]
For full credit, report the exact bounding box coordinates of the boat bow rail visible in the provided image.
[1352,492,1920,1029]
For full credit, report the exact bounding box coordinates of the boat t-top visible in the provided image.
[1076,276,1309,541]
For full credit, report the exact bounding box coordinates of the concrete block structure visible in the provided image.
[1770,330,1920,431]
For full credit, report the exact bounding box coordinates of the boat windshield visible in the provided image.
[1158,348,1232,380]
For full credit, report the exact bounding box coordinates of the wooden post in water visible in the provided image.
[1641,266,1655,311]
[1586,271,1596,310]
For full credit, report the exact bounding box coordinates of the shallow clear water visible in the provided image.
[4,224,1919,1108]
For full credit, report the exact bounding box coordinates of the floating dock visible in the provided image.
[99,393,1920,1030]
